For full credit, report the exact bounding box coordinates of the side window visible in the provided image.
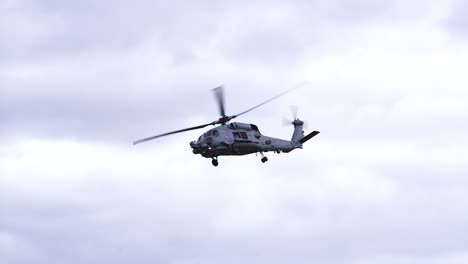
[212,130,219,137]
[240,132,248,139]
[232,132,241,139]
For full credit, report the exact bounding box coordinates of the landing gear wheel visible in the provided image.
[261,157,268,163]
[212,159,219,167]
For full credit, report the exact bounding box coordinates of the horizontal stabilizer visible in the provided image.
[299,131,320,144]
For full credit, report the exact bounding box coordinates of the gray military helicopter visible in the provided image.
[133,86,320,166]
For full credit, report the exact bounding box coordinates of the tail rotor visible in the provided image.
[283,105,308,130]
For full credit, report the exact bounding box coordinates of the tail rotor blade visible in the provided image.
[283,117,293,126]
[290,105,298,120]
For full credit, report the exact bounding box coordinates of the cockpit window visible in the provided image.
[204,131,212,138]
[212,130,219,137]
[233,132,248,139]
[240,132,248,139]
[250,124,259,132]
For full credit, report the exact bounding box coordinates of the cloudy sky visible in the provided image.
[1,0,468,263]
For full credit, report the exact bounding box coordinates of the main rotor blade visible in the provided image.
[133,122,214,145]
[212,86,226,117]
[232,86,301,118]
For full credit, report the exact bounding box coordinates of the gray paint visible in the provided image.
[190,121,317,161]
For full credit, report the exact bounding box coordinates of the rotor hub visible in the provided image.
[292,119,304,126]
[218,116,231,125]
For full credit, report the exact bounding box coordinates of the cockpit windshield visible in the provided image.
[250,124,260,133]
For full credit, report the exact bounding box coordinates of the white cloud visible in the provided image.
[2,134,467,263]
[391,94,468,122]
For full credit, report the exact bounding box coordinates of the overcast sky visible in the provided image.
[1,0,468,263]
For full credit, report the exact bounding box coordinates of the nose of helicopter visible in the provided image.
[190,140,200,154]
[190,137,213,154]
[192,136,211,146]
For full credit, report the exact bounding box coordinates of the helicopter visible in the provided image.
[133,86,320,166]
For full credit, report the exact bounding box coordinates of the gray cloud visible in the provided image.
[2,0,460,143]
[1,0,219,61]
[445,0,468,39]
[2,0,468,263]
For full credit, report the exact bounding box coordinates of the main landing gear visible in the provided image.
[260,152,268,163]
[211,157,219,167]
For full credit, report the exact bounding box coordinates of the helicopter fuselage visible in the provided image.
[190,122,299,158]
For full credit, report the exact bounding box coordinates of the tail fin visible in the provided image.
[291,120,305,143]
